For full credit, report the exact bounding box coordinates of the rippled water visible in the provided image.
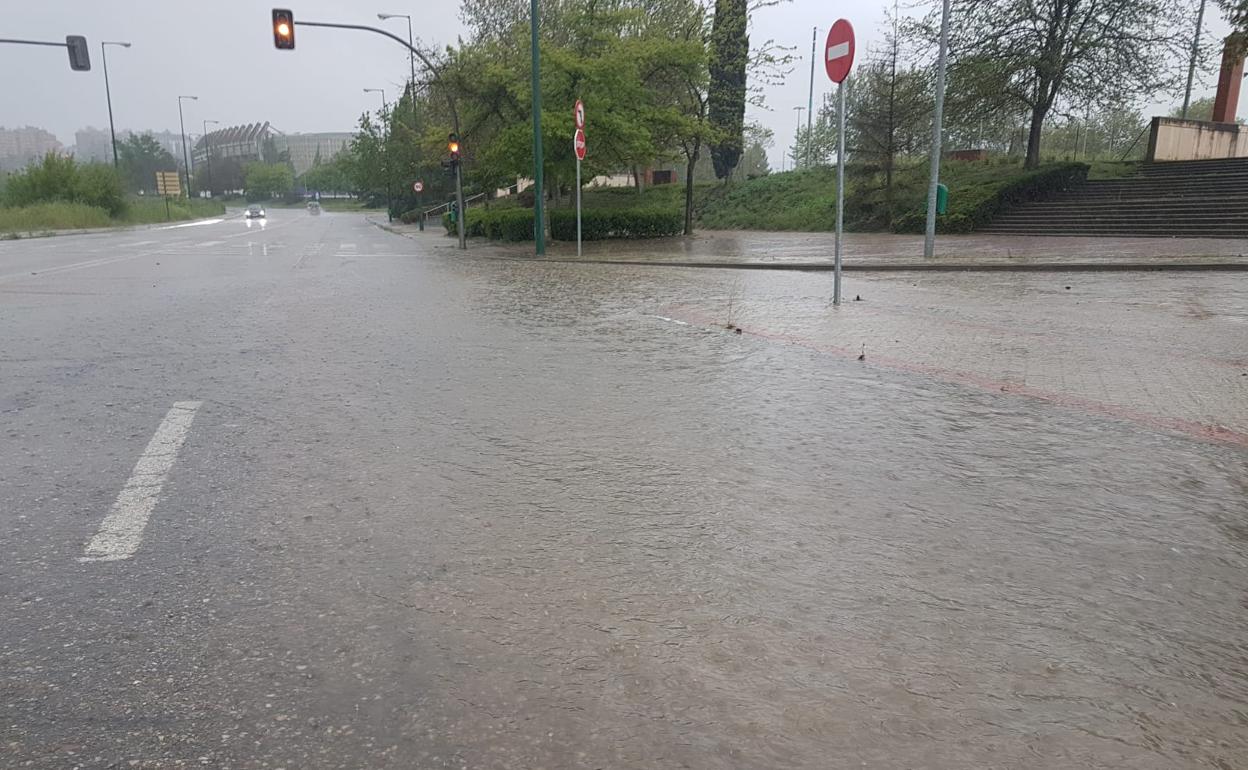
[258,252,1247,768]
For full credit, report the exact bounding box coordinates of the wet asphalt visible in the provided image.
[2,211,1246,769]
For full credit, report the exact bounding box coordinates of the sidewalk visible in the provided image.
[378,221,1248,271]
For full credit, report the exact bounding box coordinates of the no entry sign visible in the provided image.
[825,19,855,84]
[574,128,587,161]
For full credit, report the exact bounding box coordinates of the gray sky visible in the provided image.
[1,0,1241,169]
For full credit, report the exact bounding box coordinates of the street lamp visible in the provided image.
[377,13,417,126]
[365,88,393,221]
[100,41,131,168]
[793,106,806,171]
[177,95,198,198]
[202,119,219,198]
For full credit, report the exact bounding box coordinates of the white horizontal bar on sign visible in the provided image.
[827,43,850,61]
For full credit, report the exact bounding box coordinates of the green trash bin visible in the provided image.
[936,183,949,215]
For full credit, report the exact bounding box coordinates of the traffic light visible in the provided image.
[65,35,90,71]
[272,8,295,49]
[448,133,460,162]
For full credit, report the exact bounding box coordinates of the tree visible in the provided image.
[845,9,932,211]
[939,0,1188,168]
[1170,96,1217,121]
[1220,0,1247,42]
[243,162,294,201]
[707,0,749,180]
[739,123,772,177]
[117,133,176,194]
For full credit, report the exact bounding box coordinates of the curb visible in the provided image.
[3,212,235,241]
[369,224,1248,273]
[525,258,1248,273]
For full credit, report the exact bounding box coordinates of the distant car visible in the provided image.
[245,205,266,219]
[307,201,321,215]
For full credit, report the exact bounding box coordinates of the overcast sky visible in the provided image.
[1,0,1241,169]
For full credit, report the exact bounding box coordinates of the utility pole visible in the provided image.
[177,95,197,198]
[807,27,816,169]
[101,41,130,168]
[793,106,806,170]
[923,0,951,259]
[202,119,219,197]
[531,0,545,255]
[1182,0,1208,119]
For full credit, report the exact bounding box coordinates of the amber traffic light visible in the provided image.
[448,133,461,160]
[272,9,295,49]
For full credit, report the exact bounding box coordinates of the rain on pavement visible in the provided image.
[2,211,1246,769]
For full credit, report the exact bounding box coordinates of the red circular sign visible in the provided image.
[574,128,587,161]
[413,180,424,193]
[825,19,855,84]
[574,99,585,130]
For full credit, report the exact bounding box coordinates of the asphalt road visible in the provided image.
[2,212,1246,769]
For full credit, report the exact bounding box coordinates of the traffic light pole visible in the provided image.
[293,19,466,249]
[530,0,545,256]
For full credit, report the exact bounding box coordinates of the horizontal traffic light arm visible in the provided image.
[0,36,91,71]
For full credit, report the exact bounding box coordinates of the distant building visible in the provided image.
[278,132,353,176]
[192,123,352,177]
[75,127,195,165]
[0,126,63,171]
[193,122,273,169]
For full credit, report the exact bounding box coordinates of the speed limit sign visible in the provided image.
[413,180,424,193]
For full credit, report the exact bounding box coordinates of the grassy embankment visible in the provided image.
[0,198,226,238]
[473,159,1135,236]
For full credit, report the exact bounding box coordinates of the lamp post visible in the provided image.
[365,88,394,221]
[202,119,219,198]
[377,13,417,127]
[177,95,198,198]
[101,41,131,167]
[793,106,806,170]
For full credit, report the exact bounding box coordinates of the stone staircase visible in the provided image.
[981,157,1248,238]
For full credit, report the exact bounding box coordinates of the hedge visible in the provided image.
[893,162,1089,234]
[442,207,683,242]
[550,208,682,240]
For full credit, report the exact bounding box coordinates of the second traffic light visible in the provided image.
[272,8,295,49]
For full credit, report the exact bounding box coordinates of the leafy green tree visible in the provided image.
[739,123,772,177]
[937,0,1189,168]
[243,162,294,201]
[707,0,748,180]
[116,133,176,194]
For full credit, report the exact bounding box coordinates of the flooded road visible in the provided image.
[2,213,1246,768]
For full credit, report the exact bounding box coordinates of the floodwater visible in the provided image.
[2,214,1245,768]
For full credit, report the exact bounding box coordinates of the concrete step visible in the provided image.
[978,228,1248,239]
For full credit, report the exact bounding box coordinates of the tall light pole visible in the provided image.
[807,27,816,168]
[923,0,952,259]
[177,95,198,199]
[365,88,394,221]
[377,13,417,127]
[531,0,545,255]
[1182,0,1208,119]
[202,119,219,198]
[101,41,131,167]
[793,106,806,170]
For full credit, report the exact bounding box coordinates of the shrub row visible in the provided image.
[441,206,683,242]
[3,153,127,217]
[892,162,1089,234]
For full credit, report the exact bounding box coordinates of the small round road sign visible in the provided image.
[413,180,424,193]
[574,128,587,161]
[574,99,586,130]
[825,19,855,84]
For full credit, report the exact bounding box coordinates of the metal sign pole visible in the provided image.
[576,158,583,256]
[834,79,845,305]
[924,0,952,259]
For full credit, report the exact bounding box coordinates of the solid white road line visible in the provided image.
[158,218,225,229]
[80,401,203,563]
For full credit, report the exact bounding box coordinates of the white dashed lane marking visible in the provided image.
[80,401,202,563]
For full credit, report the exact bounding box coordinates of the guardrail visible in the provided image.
[423,192,487,219]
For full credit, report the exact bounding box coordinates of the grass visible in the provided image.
[120,198,225,225]
[0,197,226,236]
